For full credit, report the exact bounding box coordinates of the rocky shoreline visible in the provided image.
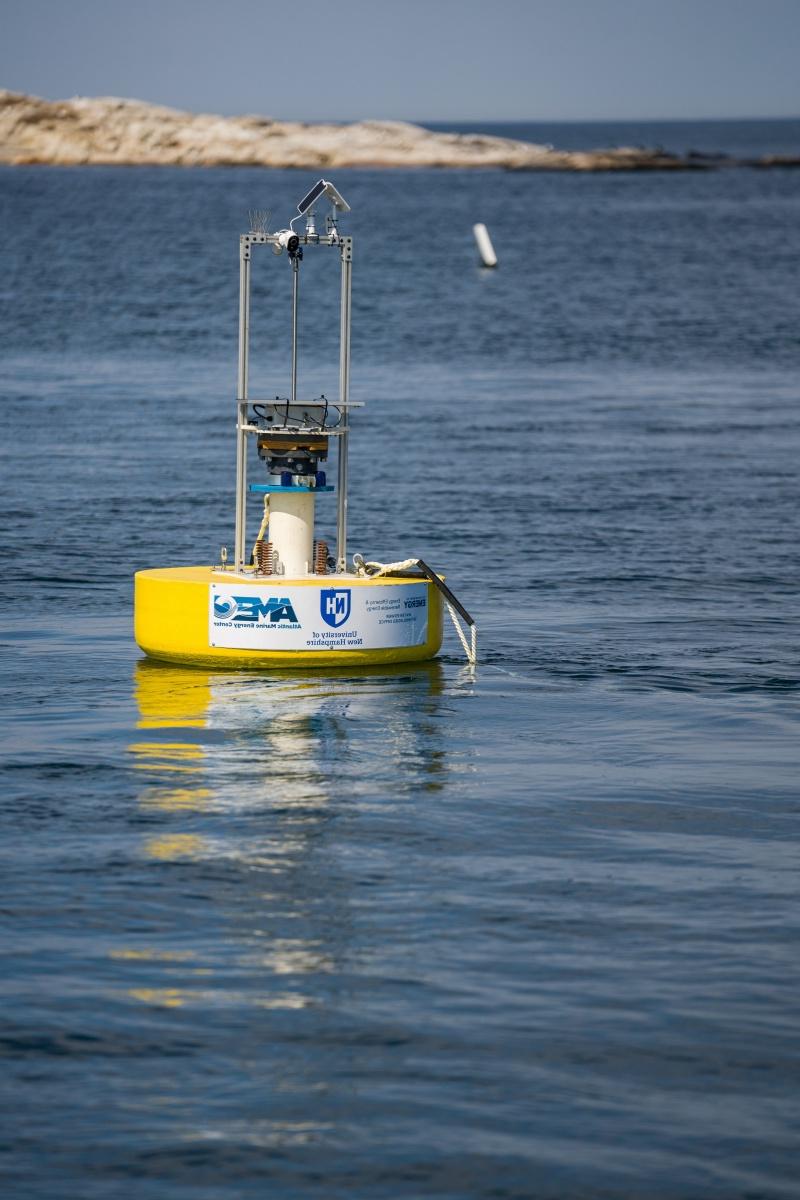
[1,90,797,171]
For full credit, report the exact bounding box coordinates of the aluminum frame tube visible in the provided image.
[290,256,299,405]
[234,241,251,572]
[336,246,352,572]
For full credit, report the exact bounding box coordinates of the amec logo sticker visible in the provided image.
[213,595,299,624]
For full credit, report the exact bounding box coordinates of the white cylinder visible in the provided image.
[269,492,315,576]
[473,223,497,268]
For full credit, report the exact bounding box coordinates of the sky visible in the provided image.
[1,0,798,123]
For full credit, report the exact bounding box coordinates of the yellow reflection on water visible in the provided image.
[135,663,212,729]
[123,658,451,1014]
[139,786,212,811]
[127,986,311,1010]
[145,833,207,860]
[129,742,205,760]
[129,987,185,1008]
[129,741,205,774]
[110,948,196,962]
[129,664,212,860]
[117,653,462,1155]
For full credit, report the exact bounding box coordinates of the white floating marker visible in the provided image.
[473,222,497,268]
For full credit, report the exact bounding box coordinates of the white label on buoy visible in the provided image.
[209,582,429,651]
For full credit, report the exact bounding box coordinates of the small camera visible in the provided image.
[274,229,300,257]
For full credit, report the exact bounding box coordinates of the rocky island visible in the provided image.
[0,89,796,170]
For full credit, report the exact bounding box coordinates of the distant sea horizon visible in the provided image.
[422,116,800,159]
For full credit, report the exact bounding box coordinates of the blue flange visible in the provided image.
[248,484,335,494]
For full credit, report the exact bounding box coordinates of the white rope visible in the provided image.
[251,494,270,562]
[446,602,475,663]
[359,558,419,578]
[353,552,478,666]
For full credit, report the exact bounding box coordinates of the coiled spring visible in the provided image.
[254,540,275,575]
[314,540,328,575]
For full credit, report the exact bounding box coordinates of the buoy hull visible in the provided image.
[134,566,443,669]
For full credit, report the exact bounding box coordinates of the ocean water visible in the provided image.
[1,142,799,1198]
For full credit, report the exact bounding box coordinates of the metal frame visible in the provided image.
[234,232,353,575]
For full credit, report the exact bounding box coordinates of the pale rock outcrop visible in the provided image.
[1,90,793,170]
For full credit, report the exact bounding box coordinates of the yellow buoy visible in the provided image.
[133,181,473,670]
[135,566,443,669]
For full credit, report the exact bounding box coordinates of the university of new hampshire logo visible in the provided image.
[320,588,351,628]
